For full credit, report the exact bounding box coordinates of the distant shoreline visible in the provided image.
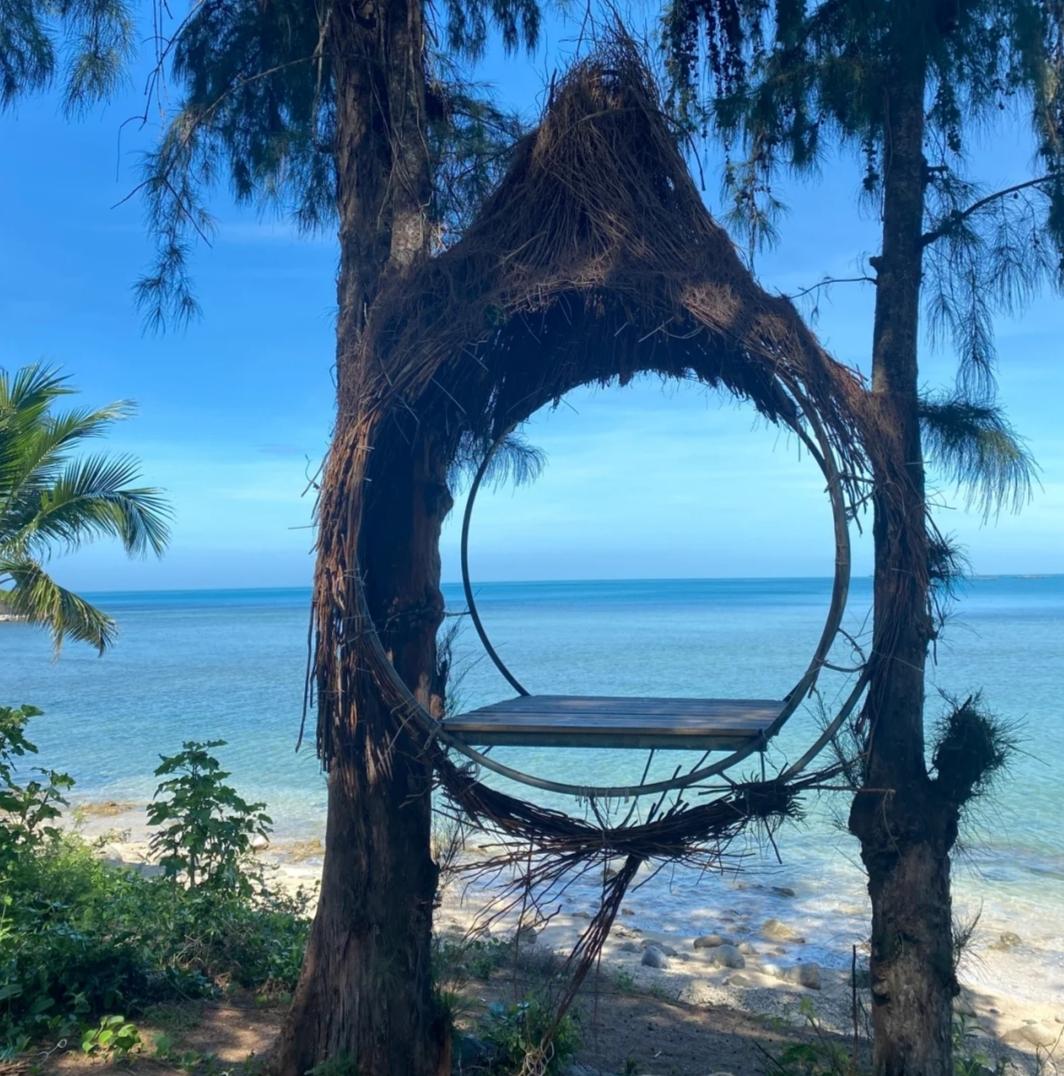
[54,572,1064,601]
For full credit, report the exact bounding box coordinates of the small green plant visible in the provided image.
[480,997,579,1076]
[147,740,271,895]
[0,706,73,871]
[613,968,636,993]
[81,1014,141,1056]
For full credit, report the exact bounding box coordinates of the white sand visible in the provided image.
[74,804,1064,1074]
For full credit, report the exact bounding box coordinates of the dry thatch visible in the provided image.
[308,37,886,1063]
[311,33,877,822]
[338,39,869,461]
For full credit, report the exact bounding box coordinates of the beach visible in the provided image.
[73,801,1063,1074]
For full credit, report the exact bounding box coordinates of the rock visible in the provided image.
[621,907,635,917]
[618,940,640,953]
[693,933,733,949]
[642,945,669,969]
[725,973,754,987]
[990,931,1022,951]
[774,962,821,989]
[643,940,678,957]
[709,944,746,969]
[1055,1013,1064,1026]
[737,941,757,955]
[771,886,797,897]
[762,918,804,943]
[1005,1023,1058,1048]
[250,833,269,850]
[515,926,537,945]
[571,910,592,921]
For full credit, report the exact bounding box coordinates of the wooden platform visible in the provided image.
[443,695,782,750]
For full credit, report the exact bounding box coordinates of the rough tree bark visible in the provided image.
[274,0,449,1073]
[849,10,960,1074]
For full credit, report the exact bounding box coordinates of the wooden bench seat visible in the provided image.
[443,694,782,750]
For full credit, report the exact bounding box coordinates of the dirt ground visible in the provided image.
[20,973,861,1076]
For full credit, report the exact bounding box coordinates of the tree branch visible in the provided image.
[921,173,1060,248]
[785,274,876,301]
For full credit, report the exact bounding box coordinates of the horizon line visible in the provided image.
[77,572,1064,597]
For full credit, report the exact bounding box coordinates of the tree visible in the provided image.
[663,2,1059,1072]
[135,3,536,1072]
[0,0,133,113]
[0,363,170,651]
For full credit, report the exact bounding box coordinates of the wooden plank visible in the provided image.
[443,694,782,750]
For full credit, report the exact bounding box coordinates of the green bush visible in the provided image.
[147,739,271,896]
[480,997,580,1076]
[0,716,311,1058]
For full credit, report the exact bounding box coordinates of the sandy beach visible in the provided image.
[74,801,1064,1075]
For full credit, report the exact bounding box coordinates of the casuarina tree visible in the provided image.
[134,3,537,1073]
[663,1,1059,1071]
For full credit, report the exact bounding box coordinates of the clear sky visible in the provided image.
[2,4,1061,590]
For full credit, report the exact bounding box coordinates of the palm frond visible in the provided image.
[16,454,171,558]
[0,556,116,654]
[920,394,1036,520]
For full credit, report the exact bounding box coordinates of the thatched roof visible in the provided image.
[347,38,868,471]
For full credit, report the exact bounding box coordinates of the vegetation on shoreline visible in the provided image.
[0,709,310,1059]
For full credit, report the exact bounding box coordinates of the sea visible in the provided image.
[2,577,1062,1005]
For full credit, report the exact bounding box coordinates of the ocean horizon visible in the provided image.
[4,575,1063,1004]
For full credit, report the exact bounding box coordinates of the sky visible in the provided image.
[1,5,1062,590]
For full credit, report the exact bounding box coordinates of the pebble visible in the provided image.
[641,945,669,969]
[792,962,822,990]
[764,962,822,990]
[771,886,797,897]
[762,918,805,943]
[693,933,733,949]
[709,944,746,970]
[990,930,1022,951]
[643,940,678,957]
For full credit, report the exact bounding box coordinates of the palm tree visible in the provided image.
[0,363,170,653]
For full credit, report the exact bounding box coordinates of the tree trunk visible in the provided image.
[275,0,446,1072]
[848,14,960,1074]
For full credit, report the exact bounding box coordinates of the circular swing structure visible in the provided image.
[312,39,875,837]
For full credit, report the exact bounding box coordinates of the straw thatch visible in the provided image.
[310,32,879,819]
[306,37,888,1062]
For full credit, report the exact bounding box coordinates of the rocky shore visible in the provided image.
[75,803,1062,1075]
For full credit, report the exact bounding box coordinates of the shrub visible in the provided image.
[480,997,580,1076]
[147,739,271,896]
[0,717,311,1057]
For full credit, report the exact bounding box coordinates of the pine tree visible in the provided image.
[135,4,536,1073]
[663,2,1060,1071]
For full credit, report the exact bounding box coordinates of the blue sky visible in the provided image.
[1,5,1061,590]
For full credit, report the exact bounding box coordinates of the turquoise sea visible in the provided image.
[2,577,1062,1002]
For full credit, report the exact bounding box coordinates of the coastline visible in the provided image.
[74,801,1063,1073]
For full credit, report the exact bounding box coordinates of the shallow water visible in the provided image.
[3,576,1062,1003]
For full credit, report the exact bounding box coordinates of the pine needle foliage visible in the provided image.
[136,0,537,329]
[920,394,1036,519]
[0,0,134,113]
[662,0,1064,395]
